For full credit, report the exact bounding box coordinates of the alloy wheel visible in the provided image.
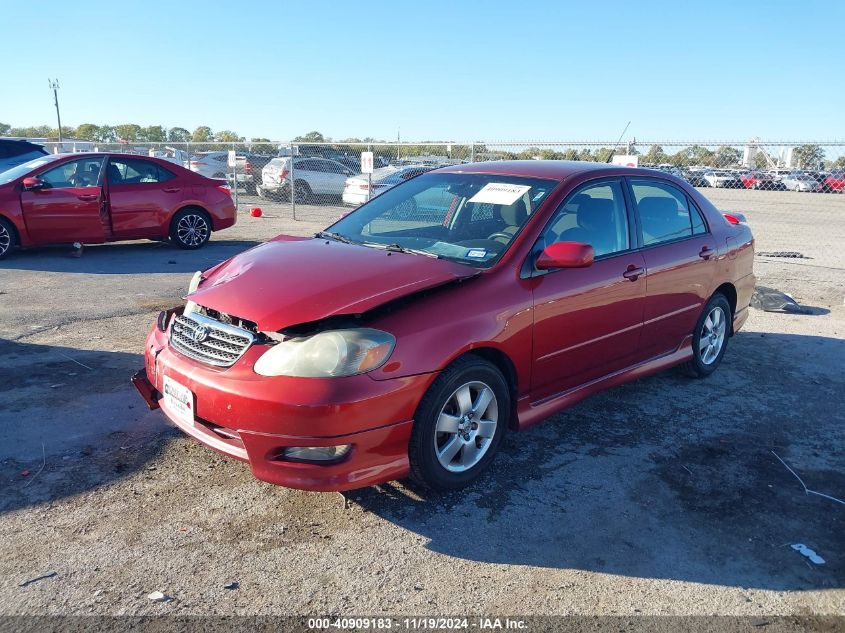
[700,306,727,365]
[176,214,209,247]
[293,183,309,204]
[434,381,498,473]
[0,224,10,257]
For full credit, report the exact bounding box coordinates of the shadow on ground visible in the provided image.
[0,339,173,514]
[352,330,845,591]
[1,330,843,591]
[0,239,262,274]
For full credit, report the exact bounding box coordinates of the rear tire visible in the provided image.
[170,208,211,249]
[291,180,311,204]
[409,355,510,491]
[0,217,17,260]
[682,293,731,378]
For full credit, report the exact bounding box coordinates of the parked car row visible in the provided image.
[668,165,844,193]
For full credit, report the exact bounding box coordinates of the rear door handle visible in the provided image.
[77,194,99,202]
[699,246,715,260]
[162,187,181,193]
[622,265,645,281]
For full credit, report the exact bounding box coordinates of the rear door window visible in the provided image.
[630,179,703,246]
[108,158,175,184]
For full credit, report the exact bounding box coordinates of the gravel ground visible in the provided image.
[0,188,843,618]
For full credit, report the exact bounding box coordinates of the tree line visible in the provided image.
[0,122,247,144]
[2,124,841,169]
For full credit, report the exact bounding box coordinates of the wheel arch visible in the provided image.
[0,213,20,243]
[462,346,520,430]
[170,204,212,231]
[712,282,737,334]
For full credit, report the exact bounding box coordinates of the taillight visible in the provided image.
[723,213,741,225]
[279,169,289,180]
[244,161,252,172]
[217,184,233,197]
[358,184,370,190]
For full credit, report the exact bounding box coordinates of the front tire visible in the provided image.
[170,208,211,249]
[682,293,731,378]
[409,356,510,491]
[0,217,17,260]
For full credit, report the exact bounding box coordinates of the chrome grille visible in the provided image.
[170,312,255,367]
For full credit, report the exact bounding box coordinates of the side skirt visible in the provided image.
[515,335,694,431]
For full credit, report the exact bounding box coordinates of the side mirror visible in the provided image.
[22,176,45,191]
[536,241,594,270]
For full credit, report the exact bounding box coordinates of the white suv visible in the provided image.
[258,157,354,203]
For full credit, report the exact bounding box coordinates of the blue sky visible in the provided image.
[2,1,841,141]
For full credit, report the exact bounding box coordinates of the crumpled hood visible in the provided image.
[188,236,478,331]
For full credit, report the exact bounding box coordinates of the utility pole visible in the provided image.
[48,79,63,147]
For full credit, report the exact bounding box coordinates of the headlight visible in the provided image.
[184,271,203,315]
[253,328,395,377]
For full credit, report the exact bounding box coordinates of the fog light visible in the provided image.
[282,445,351,463]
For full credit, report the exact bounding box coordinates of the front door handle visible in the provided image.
[622,265,645,281]
[162,187,181,193]
[699,246,715,260]
[77,194,99,202]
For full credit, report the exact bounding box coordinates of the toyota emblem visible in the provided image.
[191,325,210,343]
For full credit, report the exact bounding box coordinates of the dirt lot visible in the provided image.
[1,188,843,618]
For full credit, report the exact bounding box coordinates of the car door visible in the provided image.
[20,156,107,243]
[295,159,321,193]
[530,178,647,400]
[322,160,352,195]
[627,177,718,358]
[106,157,185,239]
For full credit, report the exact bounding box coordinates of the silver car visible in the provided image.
[703,170,743,188]
[780,172,821,192]
[258,157,354,203]
[188,151,253,192]
[342,165,432,206]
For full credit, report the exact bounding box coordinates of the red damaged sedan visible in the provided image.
[0,153,236,259]
[133,161,755,492]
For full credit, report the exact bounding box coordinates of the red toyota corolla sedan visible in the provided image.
[0,153,236,259]
[133,161,755,492]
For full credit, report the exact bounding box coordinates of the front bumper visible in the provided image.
[134,327,435,491]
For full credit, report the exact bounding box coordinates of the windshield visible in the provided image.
[327,172,558,267]
[0,155,61,186]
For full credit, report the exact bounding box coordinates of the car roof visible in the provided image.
[435,160,662,181]
[0,138,43,146]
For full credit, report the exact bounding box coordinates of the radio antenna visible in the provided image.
[606,121,631,162]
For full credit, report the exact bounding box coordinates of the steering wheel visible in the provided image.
[487,232,512,244]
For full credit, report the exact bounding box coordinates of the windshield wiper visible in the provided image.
[315,231,354,244]
[362,242,440,258]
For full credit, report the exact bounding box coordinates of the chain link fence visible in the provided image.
[43,139,844,265]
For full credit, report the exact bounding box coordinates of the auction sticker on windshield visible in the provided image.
[163,375,195,425]
[468,182,531,205]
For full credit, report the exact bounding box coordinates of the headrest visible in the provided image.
[499,197,528,226]
[576,197,615,232]
[638,196,680,222]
